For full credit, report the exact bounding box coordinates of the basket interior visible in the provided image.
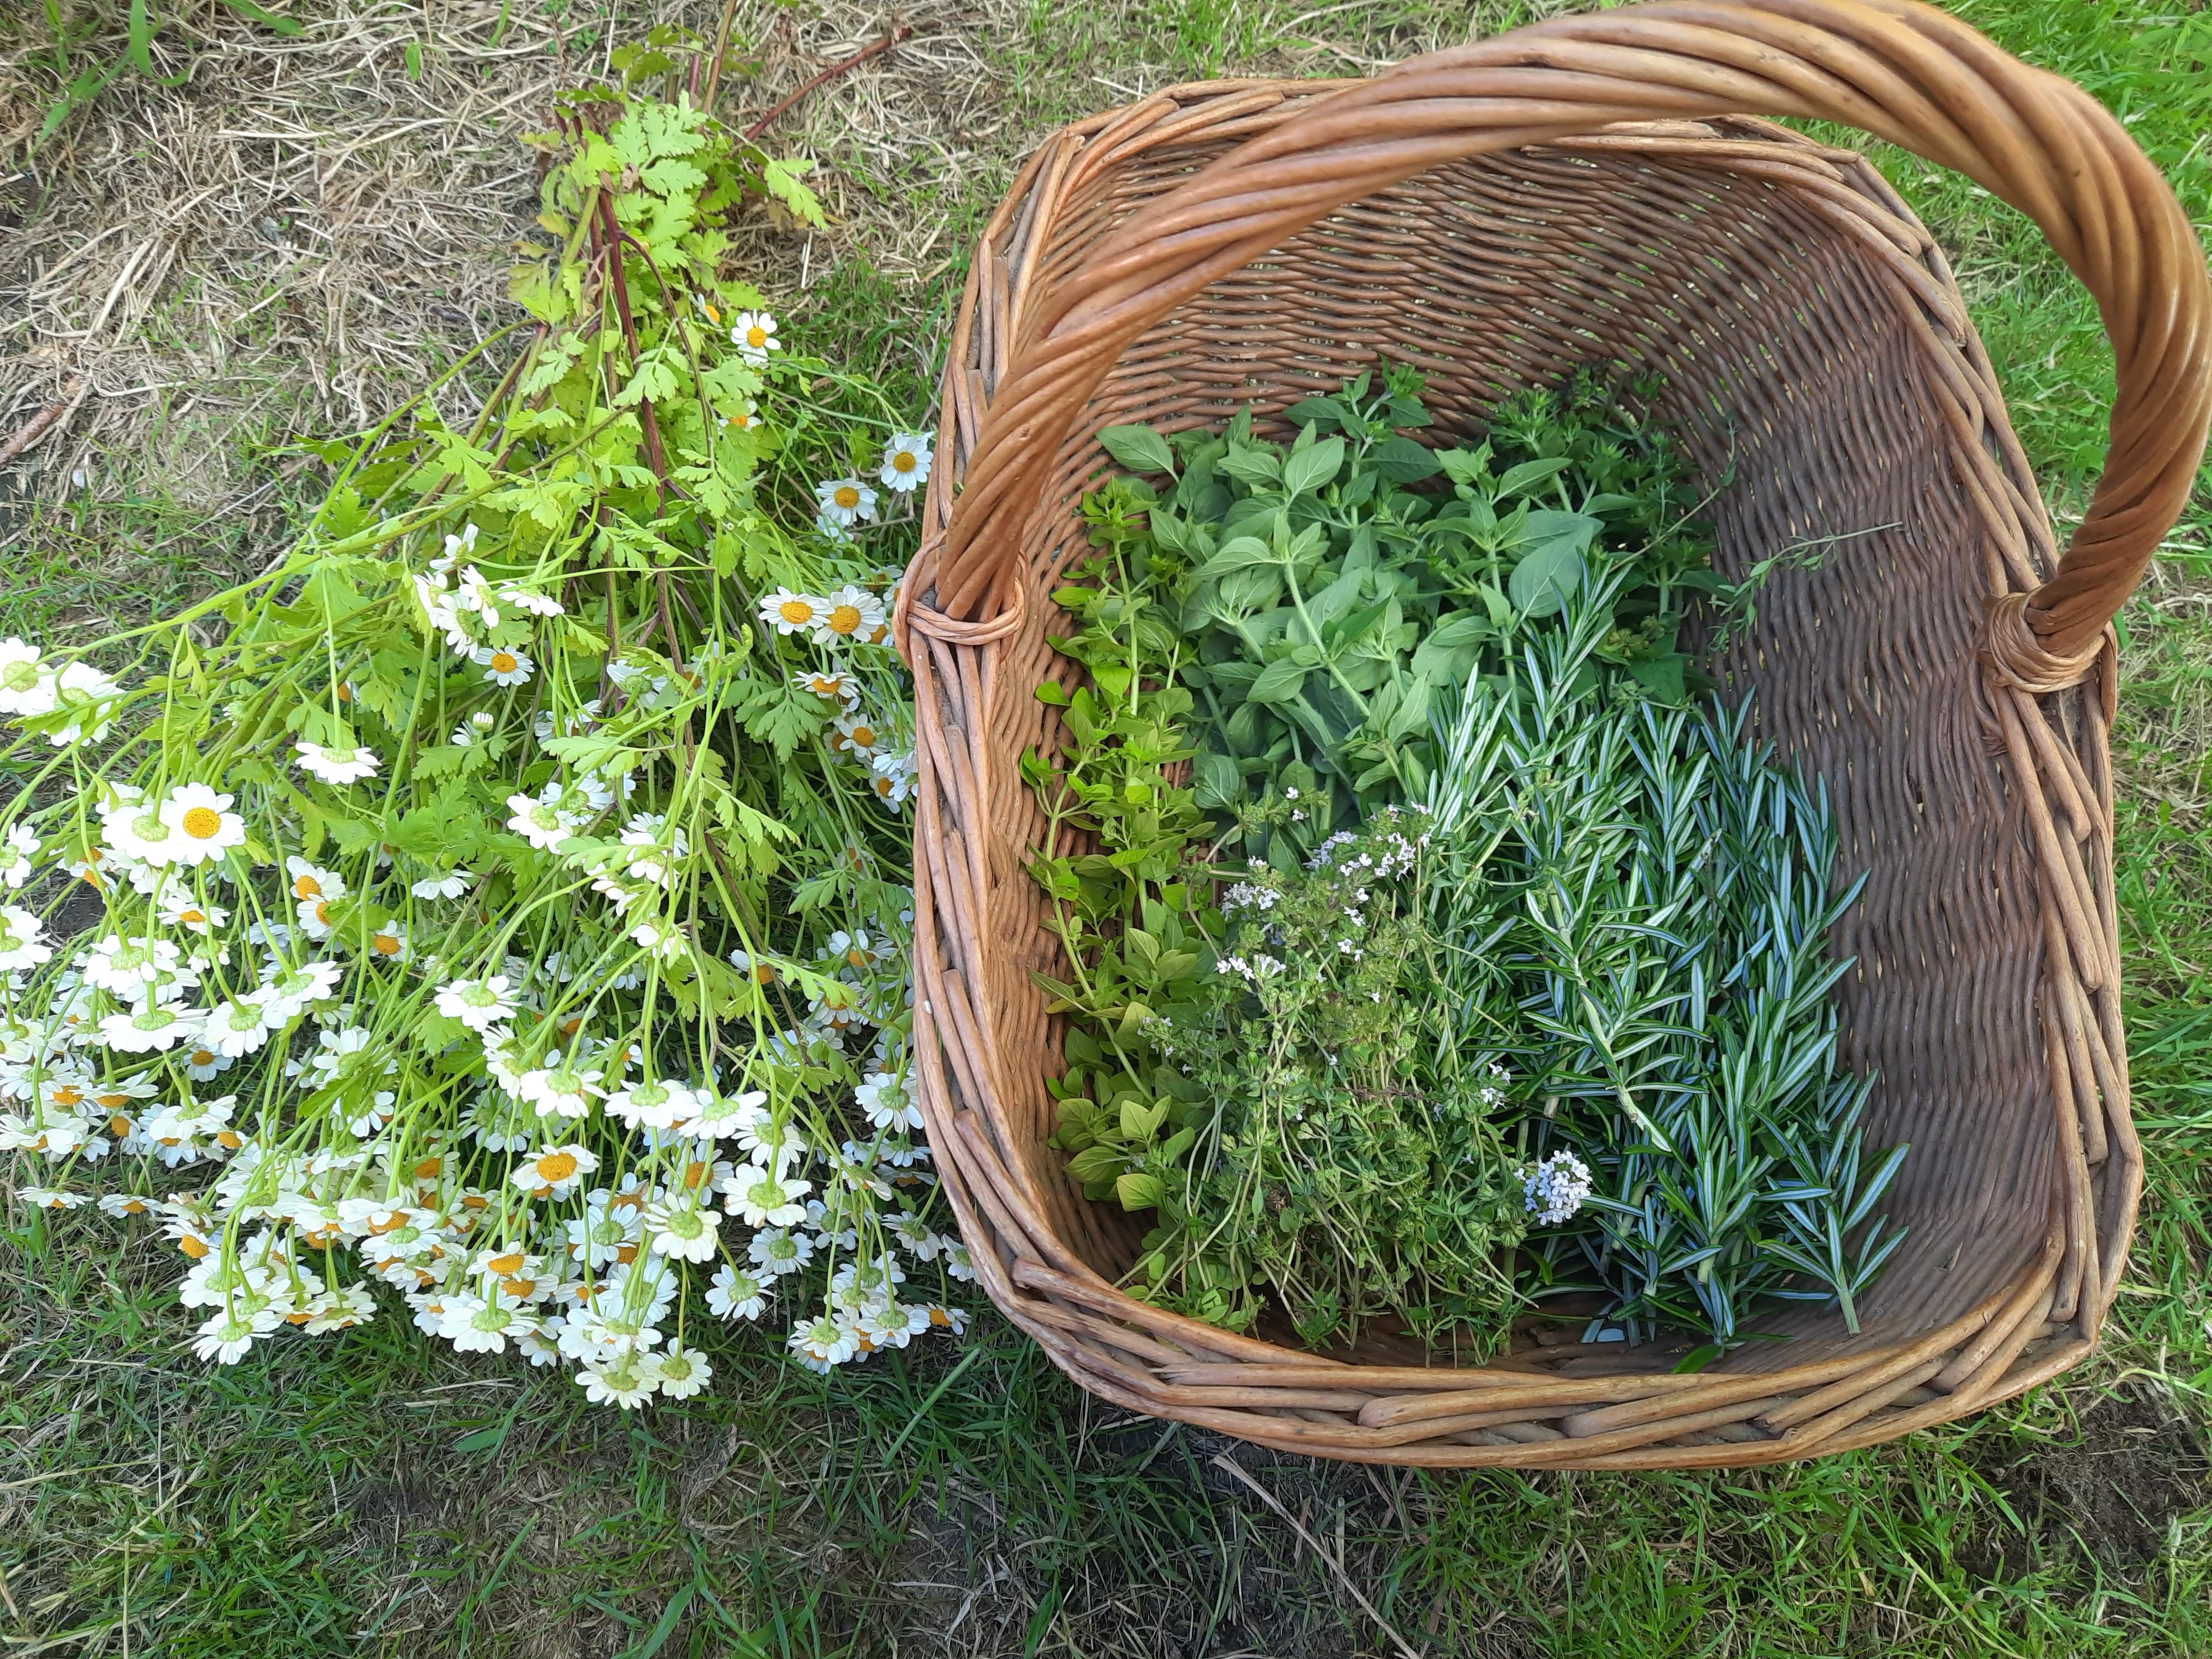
[988,135,2076,1373]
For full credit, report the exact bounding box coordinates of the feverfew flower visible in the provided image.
[814,478,877,529]
[159,785,247,867]
[878,432,933,492]
[729,309,780,366]
[475,645,535,687]
[99,1002,201,1054]
[0,638,44,714]
[410,868,474,901]
[726,1168,811,1228]
[294,742,382,785]
[643,1198,720,1262]
[0,905,51,973]
[815,585,885,648]
[829,711,885,759]
[646,1343,711,1400]
[1522,1151,1593,1227]
[759,589,823,638]
[434,975,518,1033]
[855,1070,921,1133]
[706,1263,770,1321]
[869,750,916,808]
[512,1142,599,1197]
[0,823,36,889]
[507,790,575,852]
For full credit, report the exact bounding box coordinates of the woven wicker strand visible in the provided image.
[898,0,2212,1468]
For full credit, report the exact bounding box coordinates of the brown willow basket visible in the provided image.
[893,0,2212,1468]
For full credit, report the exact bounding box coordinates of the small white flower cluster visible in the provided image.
[811,431,933,543]
[0,611,965,1406]
[759,586,917,811]
[1216,953,1287,983]
[410,525,564,685]
[1222,881,1280,915]
[1521,1150,1593,1226]
[0,637,124,748]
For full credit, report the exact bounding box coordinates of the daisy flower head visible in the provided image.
[475,644,534,687]
[828,710,883,758]
[789,1314,858,1373]
[193,1307,267,1364]
[209,996,277,1058]
[869,749,917,809]
[156,895,227,935]
[434,975,518,1033]
[730,309,780,366]
[604,1076,691,1132]
[577,1354,657,1408]
[750,1224,813,1279]
[0,638,44,714]
[99,1001,201,1054]
[285,857,346,904]
[506,790,575,852]
[759,588,823,638]
[0,905,51,973]
[814,477,877,530]
[442,523,481,563]
[294,742,382,786]
[643,1197,720,1262]
[366,917,408,961]
[725,1168,810,1228]
[878,431,933,493]
[794,669,860,708]
[646,1343,712,1401]
[815,585,885,648]
[512,1141,598,1198]
[180,1040,233,1083]
[43,662,124,747]
[159,785,246,867]
[410,868,473,901]
[496,584,564,618]
[0,822,38,889]
[706,1262,770,1321]
[855,1069,921,1134]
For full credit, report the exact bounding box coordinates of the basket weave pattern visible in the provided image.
[895,0,2212,1467]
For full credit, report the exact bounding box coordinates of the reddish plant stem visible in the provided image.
[594,193,671,498]
[740,25,915,143]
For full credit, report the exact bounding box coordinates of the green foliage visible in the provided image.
[1033,371,1905,1352]
[1097,365,1719,870]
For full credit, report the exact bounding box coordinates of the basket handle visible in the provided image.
[932,0,2210,682]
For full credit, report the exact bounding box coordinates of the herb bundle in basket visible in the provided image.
[1025,368,1909,1361]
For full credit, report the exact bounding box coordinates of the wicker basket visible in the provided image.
[893,0,2212,1468]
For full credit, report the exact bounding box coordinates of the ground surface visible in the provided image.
[3,1,2211,1655]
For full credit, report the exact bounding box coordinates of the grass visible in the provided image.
[3,0,2211,1654]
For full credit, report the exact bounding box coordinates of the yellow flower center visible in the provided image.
[850,725,875,747]
[178,1235,210,1259]
[779,599,815,625]
[189,1050,216,1068]
[827,604,863,635]
[873,775,895,798]
[538,1151,578,1182]
[746,326,768,348]
[313,901,332,926]
[109,1114,134,1136]
[414,1157,442,1180]
[373,931,402,956]
[179,909,206,925]
[491,651,518,674]
[833,485,860,510]
[51,1084,85,1108]
[752,962,775,985]
[487,1251,525,1275]
[118,1197,147,1213]
[336,682,355,702]
[684,1160,712,1190]
[293,874,322,898]
[892,450,917,473]
[181,806,223,840]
